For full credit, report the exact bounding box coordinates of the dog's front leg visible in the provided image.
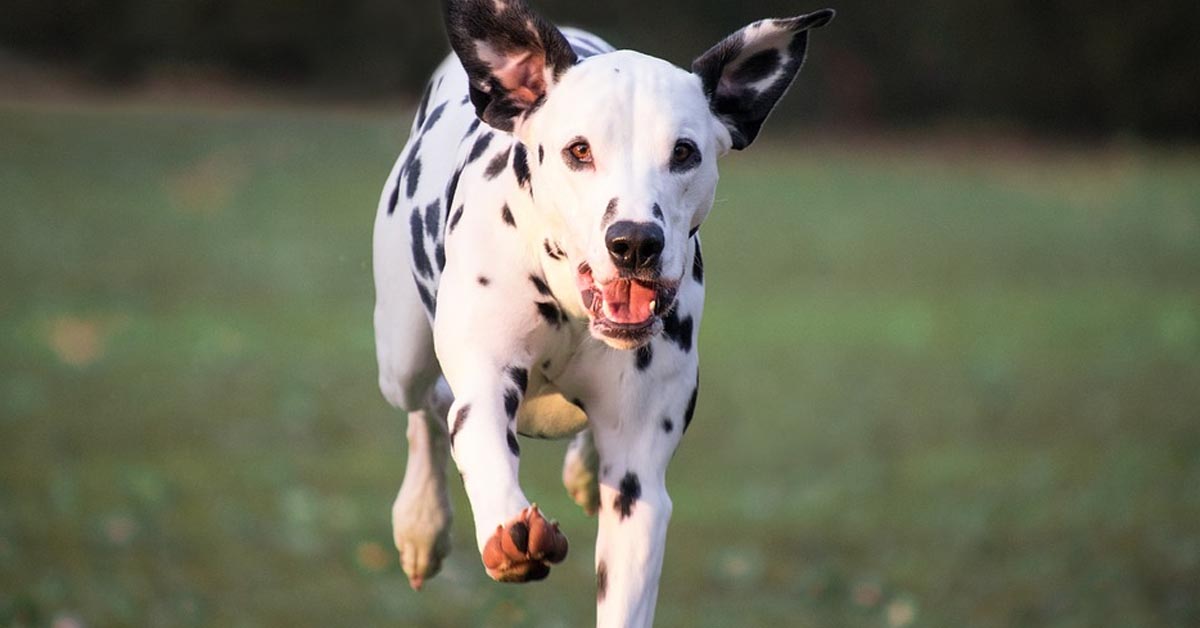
[587,355,698,628]
[434,280,570,582]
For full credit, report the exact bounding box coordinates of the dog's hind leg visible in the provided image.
[374,151,454,590]
[563,429,600,516]
[376,282,455,590]
[376,282,454,590]
[390,379,454,591]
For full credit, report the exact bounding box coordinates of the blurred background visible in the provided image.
[2,1,1198,627]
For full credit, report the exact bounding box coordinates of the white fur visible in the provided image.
[371,13,811,623]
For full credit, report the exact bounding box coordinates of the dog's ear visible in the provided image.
[691,9,835,150]
[444,0,578,133]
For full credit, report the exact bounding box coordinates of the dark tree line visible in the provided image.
[3,0,1197,139]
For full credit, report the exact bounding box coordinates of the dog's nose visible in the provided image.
[605,221,665,272]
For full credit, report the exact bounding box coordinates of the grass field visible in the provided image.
[2,101,1198,627]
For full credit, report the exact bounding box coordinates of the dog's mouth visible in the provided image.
[577,263,677,347]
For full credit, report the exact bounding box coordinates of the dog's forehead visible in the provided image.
[544,51,711,131]
[570,50,688,81]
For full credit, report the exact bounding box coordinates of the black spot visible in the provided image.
[572,398,586,413]
[733,48,783,84]
[450,404,470,447]
[601,464,611,478]
[449,205,465,232]
[506,366,529,395]
[662,417,674,433]
[507,520,529,553]
[536,301,563,327]
[543,239,564,260]
[596,561,608,603]
[692,239,704,283]
[504,388,520,420]
[401,137,422,172]
[538,144,545,164]
[397,136,423,201]
[614,472,641,520]
[410,210,433,278]
[602,198,618,226]
[506,430,521,456]
[445,167,463,212]
[661,309,694,352]
[467,132,494,163]
[435,243,446,272]
[485,147,511,180]
[424,200,441,239]
[415,280,436,315]
[501,204,516,227]
[422,102,447,134]
[513,143,531,187]
[387,167,404,215]
[683,382,699,433]
[405,158,422,198]
[651,203,664,220]
[478,275,490,286]
[415,82,433,129]
[635,344,653,370]
[462,95,472,106]
[688,225,699,238]
[530,275,552,296]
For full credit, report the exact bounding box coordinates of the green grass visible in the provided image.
[1,102,1198,627]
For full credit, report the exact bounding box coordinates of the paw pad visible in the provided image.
[482,504,569,582]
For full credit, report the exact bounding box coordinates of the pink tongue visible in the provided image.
[602,280,656,324]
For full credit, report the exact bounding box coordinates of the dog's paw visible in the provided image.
[392,484,453,591]
[481,504,569,583]
[563,433,600,516]
[562,459,600,517]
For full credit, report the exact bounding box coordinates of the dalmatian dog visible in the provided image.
[373,1,833,625]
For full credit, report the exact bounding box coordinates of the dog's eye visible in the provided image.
[670,140,700,171]
[568,141,593,164]
[672,142,694,164]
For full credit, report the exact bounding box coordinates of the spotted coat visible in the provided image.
[372,2,833,626]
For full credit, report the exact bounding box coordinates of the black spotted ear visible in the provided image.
[691,9,835,150]
[443,0,578,132]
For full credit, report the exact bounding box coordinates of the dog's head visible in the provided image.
[445,0,834,349]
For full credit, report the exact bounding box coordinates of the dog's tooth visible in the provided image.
[649,299,657,314]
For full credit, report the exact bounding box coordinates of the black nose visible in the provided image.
[605,221,665,272]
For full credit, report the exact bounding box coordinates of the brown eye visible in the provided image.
[670,140,700,172]
[569,141,593,163]
[672,143,694,163]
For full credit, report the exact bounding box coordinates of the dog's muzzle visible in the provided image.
[577,262,678,349]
